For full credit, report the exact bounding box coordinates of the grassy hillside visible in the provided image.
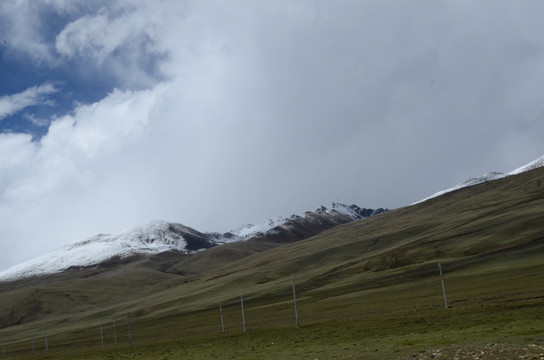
[0,167,543,359]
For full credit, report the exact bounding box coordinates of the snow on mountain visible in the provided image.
[0,220,215,282]
[0,203,386,283]
[415,155,544,204]
[509,155,544,175]
[223,203,388,246]
[327,202,386,219]
[415,172,506,204]
[218,203,386,243]
[226,215,296,241]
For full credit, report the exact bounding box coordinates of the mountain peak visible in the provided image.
[0,220,216,282]
[225,203,387,243]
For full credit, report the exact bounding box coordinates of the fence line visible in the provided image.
[0,271,453,358]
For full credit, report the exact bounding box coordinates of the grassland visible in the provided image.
[0,168,543,359]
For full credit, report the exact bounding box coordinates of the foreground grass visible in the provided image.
[2,259,543,359]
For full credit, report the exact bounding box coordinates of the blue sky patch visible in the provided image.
[0,3,164,139]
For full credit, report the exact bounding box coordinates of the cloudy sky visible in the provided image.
[1,0,543,270]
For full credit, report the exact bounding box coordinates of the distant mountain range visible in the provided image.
[0,203,387,282]
[1,154,542,284]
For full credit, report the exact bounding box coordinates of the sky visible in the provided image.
[1,0,544,270]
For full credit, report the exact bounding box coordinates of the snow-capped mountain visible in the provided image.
[217,215,295,242]
[252,204,387,244]
[210,203,386,244]
[0,220,216,282]
[416,155,544,204]
[0,203,385,282]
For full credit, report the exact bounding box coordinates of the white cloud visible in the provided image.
[24,114,50,127]
[0,83,57,120]
[0,0,78,64]
[55,3,168,89]
[2,1,544,270]
[1,0,164,89]
[55,7,147,62]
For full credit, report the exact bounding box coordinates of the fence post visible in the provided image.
[113,320,118,345]
[292,275,300,329]
[219,301,225,333]
[438,263,449,308]
[126,312,133,347]
[44,328,48,353]
[240,295,246,332]
[100,324,104,347]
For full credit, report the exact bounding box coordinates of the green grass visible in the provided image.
[1,255,543,359]
[1,167,544,359]
[1,262,544,359]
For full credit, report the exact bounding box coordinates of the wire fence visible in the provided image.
[0,266,453,358]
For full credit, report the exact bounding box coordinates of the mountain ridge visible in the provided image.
[415,154,544,203]
[1,154,542,284]
[0,203,386,282]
